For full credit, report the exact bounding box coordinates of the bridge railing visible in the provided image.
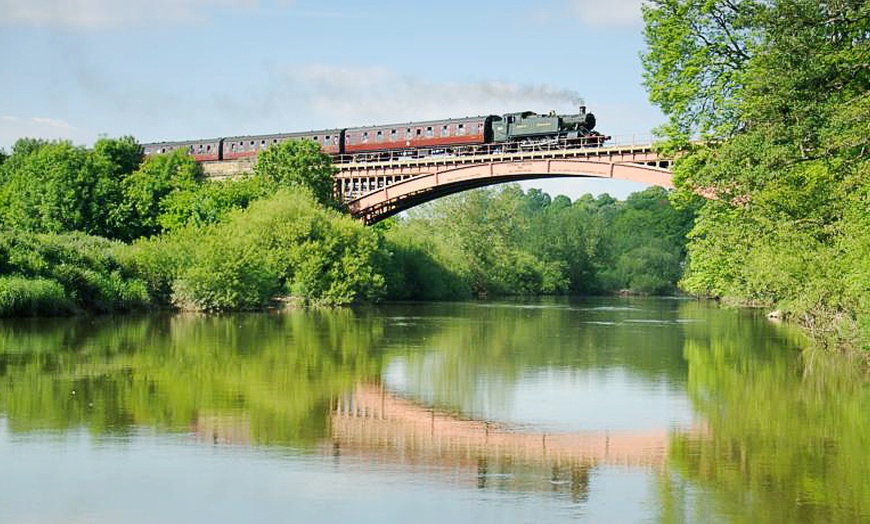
[607,133,657,147]
[332,133,661,165]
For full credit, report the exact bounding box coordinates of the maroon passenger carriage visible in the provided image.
[222,129,343,160]
[343,115,495,157]
[142,138,222,162]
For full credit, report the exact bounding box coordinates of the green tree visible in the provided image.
[642,0,761,139]
[156,175,268,232]
[113,148,202,239]
[0,137,148,240]
[254,139,338,208]
[643,0,870,348]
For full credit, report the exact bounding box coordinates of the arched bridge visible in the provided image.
[334,140,673,224]
[202,139,673,225]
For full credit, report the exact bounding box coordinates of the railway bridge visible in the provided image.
[203,138,673,224]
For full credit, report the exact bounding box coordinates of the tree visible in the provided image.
[0,137,148,240]
[642,0,761,140]
[643,0,870,346]
[120,149,204,238]
[254,139,338,208]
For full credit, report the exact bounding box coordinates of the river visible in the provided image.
[0,298,867,523]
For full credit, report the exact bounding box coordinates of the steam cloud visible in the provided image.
[217,65,590,132]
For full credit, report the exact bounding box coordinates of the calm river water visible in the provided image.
[0,298,867,523]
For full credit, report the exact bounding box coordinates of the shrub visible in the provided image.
[0,276,76,316]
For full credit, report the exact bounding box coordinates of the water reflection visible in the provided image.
[0,298,867,522]
[662,303,870,523]
[0,310,386,446]
[330,382,667,505]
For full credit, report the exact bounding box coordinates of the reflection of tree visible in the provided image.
[662,302,870,522]
[0,310,386,448]
[380,298,689,416]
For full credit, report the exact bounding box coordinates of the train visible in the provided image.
[142,106,606,162]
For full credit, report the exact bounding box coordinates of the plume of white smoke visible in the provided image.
[216,65,589,131]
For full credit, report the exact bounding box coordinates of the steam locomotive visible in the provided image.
[142,107,605,162]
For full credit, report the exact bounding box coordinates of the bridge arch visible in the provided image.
[344,156,673,224]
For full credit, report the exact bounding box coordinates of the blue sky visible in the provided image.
[0,0,661,198]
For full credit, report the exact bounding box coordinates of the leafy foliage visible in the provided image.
[381,184,694,299]
[0,230,150,315]
[0,137,386,315]
[254,139,338,208]
[118,149,203,239]
[642,0,761,138]
[643,0,870,351]
[130,189,385,311]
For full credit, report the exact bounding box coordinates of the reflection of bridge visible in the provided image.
[191,383,673,498]
[202,140,673,224]
[329,383,669,472]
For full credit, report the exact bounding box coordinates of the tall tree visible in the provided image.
[643,0,870,345]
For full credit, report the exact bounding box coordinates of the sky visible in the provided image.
[0,0,662,199]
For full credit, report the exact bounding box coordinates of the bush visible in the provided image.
[0,230,151,315]
[128,189,386,312]
[0,276,76,316]
[171,232,279,312]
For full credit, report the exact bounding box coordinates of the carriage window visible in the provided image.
[426,127,433,137]
[324,135,331,145]
[441,125,449,137]
[390,129,397,141]
[376,130,383,142]
[416,129,422,136]
[405,128,412,139]
[457,124,465,136]
[206,145,211,151]
[362,132,369,143]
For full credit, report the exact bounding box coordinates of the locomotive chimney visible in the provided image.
[579,105,586,116]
